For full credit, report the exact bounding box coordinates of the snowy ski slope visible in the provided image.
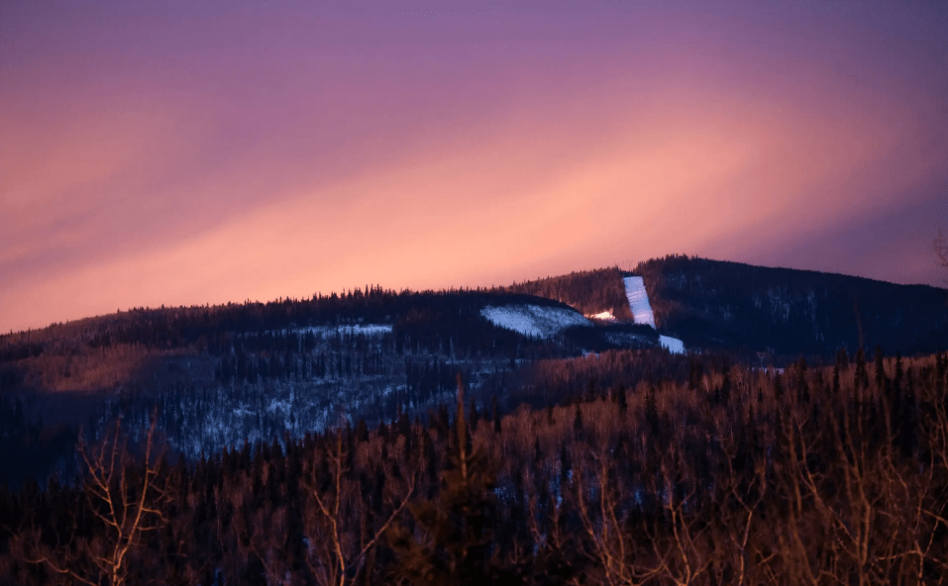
[623,276,685,354]
[623,276,656,327]
[481,304,592,338]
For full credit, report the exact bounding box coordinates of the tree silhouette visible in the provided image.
[390,374,511,585]
[303,424,415,586]
[17,417,167,586]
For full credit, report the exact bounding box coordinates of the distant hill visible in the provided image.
[635,255,948,360]
[1,255,946,485]
[491,255,948,361]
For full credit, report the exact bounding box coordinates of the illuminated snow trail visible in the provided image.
[623,275,685,354]
[623,276,656,327]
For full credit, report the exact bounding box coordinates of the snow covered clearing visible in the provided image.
[623,276,656,327]
[481,304,592,338]
[295,324,392,337]
[659,335,685,354]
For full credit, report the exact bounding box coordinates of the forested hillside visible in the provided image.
[2,350,947,585]
[3,258,947,489]
[1,256,948,584]
[0,286,654,487]
[636,255,948,360]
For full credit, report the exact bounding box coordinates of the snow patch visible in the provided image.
[659,335,685,354]
[586,310,617,322]
[481,304,592,338]
[267,398,293,414]
[623,276,656,327]
[296,324,392,337]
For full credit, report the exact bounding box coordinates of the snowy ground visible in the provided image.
[294,324,393,337]
[253,324,393,339]
[659,335,685,354]
[481,304,592,338]
[623,277,656,327]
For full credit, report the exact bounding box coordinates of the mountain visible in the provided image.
[0,256,945,486]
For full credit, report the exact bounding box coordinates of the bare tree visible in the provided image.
[571,453,663,586]
[304,429,415,586]
[652,448,714,586]
[775,374,948,586]
[712,426,769,586]
[19,417,168,586]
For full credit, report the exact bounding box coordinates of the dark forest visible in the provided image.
[2,351,948,585]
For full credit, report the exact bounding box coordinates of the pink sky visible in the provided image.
[2,0,947,333]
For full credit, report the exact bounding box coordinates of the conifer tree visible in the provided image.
[874,345,887,389]
[491,396,501,435]
[855,347,870,390]
[390,375,509,586]
[614,384,628,416]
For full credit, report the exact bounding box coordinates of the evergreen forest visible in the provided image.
[2,350,948,585]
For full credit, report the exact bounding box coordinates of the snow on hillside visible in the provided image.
[254,324,393,339]
[623,276,656,327]
[586,310,618,322]
[659,335,685,354]
[295,324,393,337]
[624,275,685,353]
[481,305,592,338]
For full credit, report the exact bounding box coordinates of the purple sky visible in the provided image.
[2,0,947,333]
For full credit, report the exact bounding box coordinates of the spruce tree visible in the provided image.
[855,347,870,390]
[492,396,501,435]
[390,375,509,585]
[874,345,887,389]
[606,382,625,415]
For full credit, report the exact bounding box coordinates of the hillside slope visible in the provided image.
[636,255,948,358]
[2,257,946,485]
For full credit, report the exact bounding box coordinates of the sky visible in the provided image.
[2,0,947,333]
